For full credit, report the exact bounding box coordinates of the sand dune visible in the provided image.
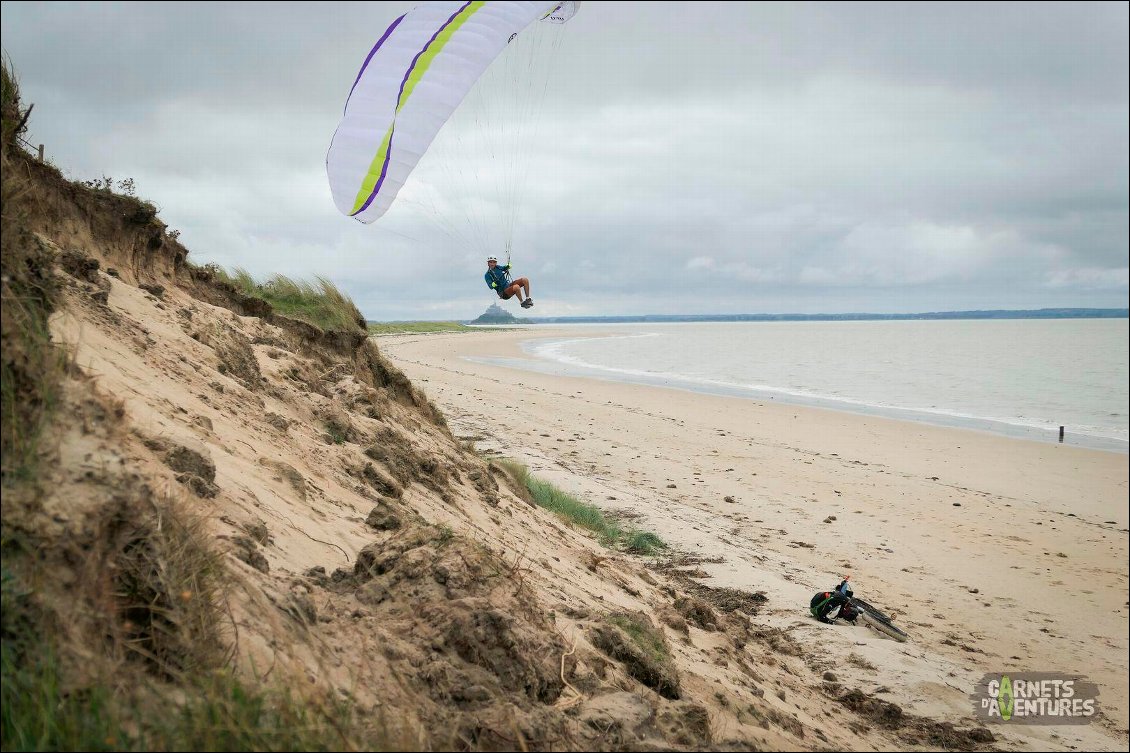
[381,327,1130,751]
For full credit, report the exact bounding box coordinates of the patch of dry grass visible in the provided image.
[212,266,366,333]
[1,58,67,483]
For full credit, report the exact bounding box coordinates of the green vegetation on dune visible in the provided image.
[623,530,667,555]
[210,266,366,333]
[2,60,391,751]
[526,474,619,542]
[496,459,667,555]
[607,612,672,663]
[0,488,391,752]
[1,57,67,483]
[0,638,367,752]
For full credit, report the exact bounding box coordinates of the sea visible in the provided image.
[469,319,1129,453]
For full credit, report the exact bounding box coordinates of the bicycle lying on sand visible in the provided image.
[844,596,909,643]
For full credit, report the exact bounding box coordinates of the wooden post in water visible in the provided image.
[1059,426,1065,443]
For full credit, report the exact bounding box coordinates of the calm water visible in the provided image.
[476,320,1129,452]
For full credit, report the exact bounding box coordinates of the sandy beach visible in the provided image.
[379,326,1130,750]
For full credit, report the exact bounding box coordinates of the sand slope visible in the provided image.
[381,327,1130,751]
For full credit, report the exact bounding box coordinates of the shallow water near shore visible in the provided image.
[469,319,1128,453]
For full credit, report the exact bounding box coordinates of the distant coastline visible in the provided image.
[513,308,1128,324]
[367,308,1129,327]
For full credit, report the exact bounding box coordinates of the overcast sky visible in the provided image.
[3,1,1127,319]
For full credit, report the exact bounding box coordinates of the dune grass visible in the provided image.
[2,59,399,751]
[496,459,667,555]
[608,612,672,663]
[0,492,389,752]
[1,59,68,484]
[0,640,366,752]
[0,638,121,752]
[525,475,623,544]
[0,280,67,483]
[491,458,531,483]
[212,266,365,333]
[2,54,27,147]
[622,530,667,555]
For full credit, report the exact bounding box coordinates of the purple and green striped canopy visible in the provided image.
[326,1,579,224]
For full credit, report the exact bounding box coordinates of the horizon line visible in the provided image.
[371,307,1130,324]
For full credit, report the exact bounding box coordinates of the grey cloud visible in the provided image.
[1,1,1125,319]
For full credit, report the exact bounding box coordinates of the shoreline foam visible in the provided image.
[476,326,1128,453]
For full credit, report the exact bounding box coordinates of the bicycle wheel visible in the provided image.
[860,611,909,642]
[850,597,893,624]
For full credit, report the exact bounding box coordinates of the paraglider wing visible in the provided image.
[326,1,579,224]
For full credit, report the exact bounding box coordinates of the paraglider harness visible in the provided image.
[485,245,517,299]
[487,268,513,298]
